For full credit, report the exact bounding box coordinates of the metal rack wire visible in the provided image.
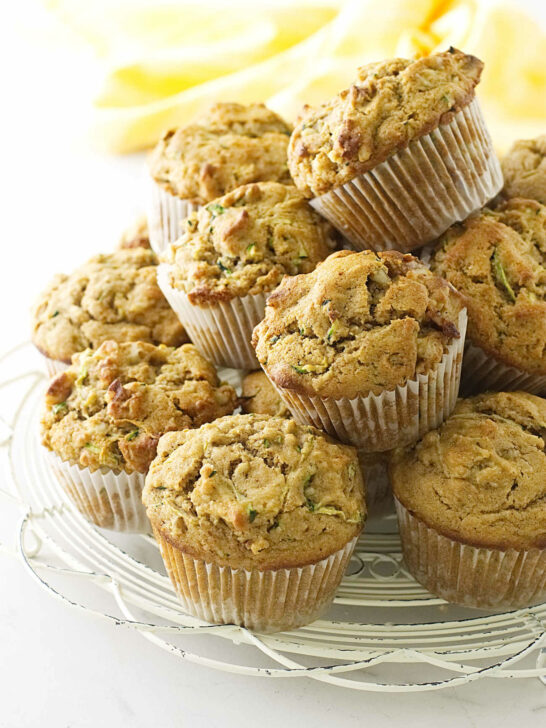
[1,343,545,691]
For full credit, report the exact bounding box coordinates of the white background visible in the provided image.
[1,2,545,726]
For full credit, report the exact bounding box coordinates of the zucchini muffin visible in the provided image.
[148,102,292,254]
[159,181,337,369]
[430,198,546,394]
[390,391,546,608]
[143,414,366,631]
[289,48,502,252]
[117,216,151,250]
[42,340,238,531]
[242,370,290,418]
[501,135,546,204]
[252,249,466,450]
[32,248,187,376]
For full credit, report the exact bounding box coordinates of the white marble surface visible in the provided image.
[1,2,545,725]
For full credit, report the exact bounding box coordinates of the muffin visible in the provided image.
[253,250,466,451]
[430,198,546,394]
[390,391,546,609]
[158,181,337,369]
[148,102,292,254]
[143,414,366,632]
[32,248,187,376]
[501,135,546,204]
[41,340,238,531]
[288,48,502,252]
[117,216,151,250]
[241,370,290,418]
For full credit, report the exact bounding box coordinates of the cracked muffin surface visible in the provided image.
[288,48,483,197]
[241,370,290,418]
[501,135,546,204]
[164,181,337,304]
[149,102,292,203]
[41,341,238,474]
[390,391,546,549]
[117,216,151,250]
[430,198,546,375]
[32,248,187,363]
[252,249,464,399]
[143,414,366,570]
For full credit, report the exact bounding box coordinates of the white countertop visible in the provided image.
[1,2,545,725]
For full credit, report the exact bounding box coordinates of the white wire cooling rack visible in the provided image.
[1,342,545,692]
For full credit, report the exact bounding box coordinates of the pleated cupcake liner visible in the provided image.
[44,450,149,533]
[395,499,546,609]
[266,310,467,451]
[153,527,358,633]
[147,180,200,256]
[42,355,69,378]
[310,98,502,253]
[461,339,546,396]
[157,264,265,370]
[357,451,391,507]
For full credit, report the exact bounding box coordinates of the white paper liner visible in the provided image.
[461,339,546,396]
[157,264,266,370]
[42,355,69,378]
[310,98,503,253]
[153,529,358,633]
[44,450,149,533]
[357,451,391,507]
[147,179,200,256]
[395,499,546,609]
[266,310,467,451]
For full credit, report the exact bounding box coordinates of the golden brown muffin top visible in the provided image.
[143,414,365,570]
[241,370,290,418]
[164,182,337,304]
[501,135,546,205]
[288,48,483,197]
[117,216,151,250]
[41,341,238,474]
[32,248,187,363]
[431,198,546,374]
[149,102,292,203]
[252,250,464,399]
[390,391,546,549]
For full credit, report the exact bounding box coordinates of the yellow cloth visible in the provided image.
[46,0,546,153]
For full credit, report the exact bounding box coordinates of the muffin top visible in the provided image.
[501,135,546,204]
[252,250,464,399]
[117,216,151,250]
[143,414,365,570]
[41,341,238,474]
[288,48,483,197]
[430,198,546,374]
[32,248,187,363]
[164,182,337,304]
[241,370,290,418]
[390,391,546,549]
[149,102,292,203]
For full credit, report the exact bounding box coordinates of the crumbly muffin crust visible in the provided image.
[252,250,464,399]
[41,341,238,474]
[241,370,290,418]
[117,216,151,250]
[150,102,292,203]
[390,391,546,549]
[501,135,546,204]
[32,248,187,363]
[143,414,365,570]
[288,48,483,197]
[431,198,546,374]
[164,182,337,304]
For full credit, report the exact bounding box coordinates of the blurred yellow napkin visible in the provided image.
[46,0,546,153]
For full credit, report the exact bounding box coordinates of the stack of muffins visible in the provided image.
[34,48,545,631]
